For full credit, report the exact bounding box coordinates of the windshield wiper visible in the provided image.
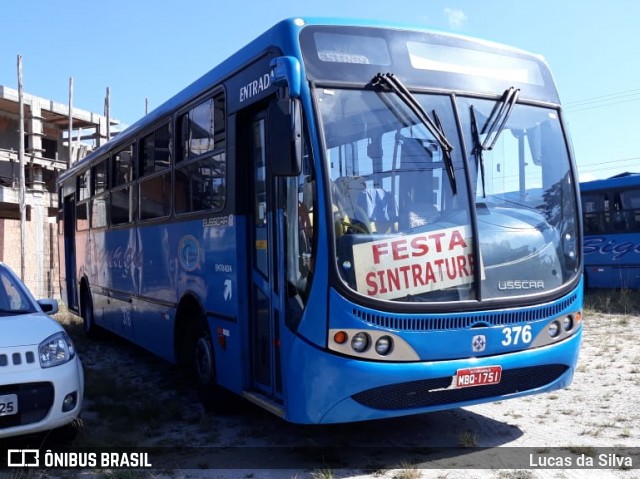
[470,87,520,199]
[371,72,457,194]
[470,105,486,198]
[481,86,520,150]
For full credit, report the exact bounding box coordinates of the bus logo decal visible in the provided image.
[472,335,486,353]
[178,235,201,271]
[497,280,544,291]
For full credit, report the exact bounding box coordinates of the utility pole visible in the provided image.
[17,55,26,281]
[105,86,110,141]
[68,77,73,166]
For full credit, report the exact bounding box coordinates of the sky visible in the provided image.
[1,0,639,181]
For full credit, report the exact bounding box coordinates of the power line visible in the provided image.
[565,88,640,106]
[577,156,640,175]
[564,89,640,113]
[566,96,640,113]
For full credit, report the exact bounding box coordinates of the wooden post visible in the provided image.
[68,77,73,166]
[105,86,110,141]
[17,55,26,281]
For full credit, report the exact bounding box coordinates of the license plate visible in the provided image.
[0,394,18,416]
[455,366,502,388]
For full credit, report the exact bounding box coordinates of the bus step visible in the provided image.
[242,391,284,418]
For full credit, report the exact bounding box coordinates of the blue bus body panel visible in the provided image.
[282,286,583,424]
[584,235,640,288]
[86,216,241,368]
[581,173,640,289]
[285,323,581,424]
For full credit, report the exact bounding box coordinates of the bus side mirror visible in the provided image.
[270,56,301,98]
[269,97,302,177]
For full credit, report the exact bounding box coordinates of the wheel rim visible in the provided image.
[195,335,214,385]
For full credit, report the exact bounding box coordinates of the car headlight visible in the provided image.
[39,331,76,368]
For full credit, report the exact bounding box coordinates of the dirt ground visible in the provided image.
[11,303,639,479]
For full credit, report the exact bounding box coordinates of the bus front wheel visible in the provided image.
[193,325,237,413]
[194,329,216,407]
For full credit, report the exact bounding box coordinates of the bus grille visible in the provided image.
[0,382,54,429]
[352,294,578,331]
[351,364,568,410]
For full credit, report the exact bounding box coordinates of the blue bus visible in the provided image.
[581,172,640,289]
[58,18,583,424]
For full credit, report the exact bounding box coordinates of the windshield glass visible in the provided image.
[316,88,579,302]
[318,86,579,304]
[0,266,36,314]
[319,88,475,302]
[459,97,579,299]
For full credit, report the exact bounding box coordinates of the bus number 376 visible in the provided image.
[501,325,533,347]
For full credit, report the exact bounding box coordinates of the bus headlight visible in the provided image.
[351,332,370,353]
[375,336,393,356]
[548,321,560,338]
[329,329,419,361]
[563,315,574,331]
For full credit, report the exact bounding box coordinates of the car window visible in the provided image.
[0,269,33,312]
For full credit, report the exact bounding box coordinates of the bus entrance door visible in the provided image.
[247,108,284,402]
[62,194,78,312]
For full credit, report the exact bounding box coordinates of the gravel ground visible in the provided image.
[11,304,638,479]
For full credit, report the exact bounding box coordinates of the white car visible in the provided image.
[0,262,83,439]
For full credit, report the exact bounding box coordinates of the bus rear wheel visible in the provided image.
[81,290,101,339]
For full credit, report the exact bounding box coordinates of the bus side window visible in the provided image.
[621,189,640,232]
[175,93,226,214]
[613,193,628,232]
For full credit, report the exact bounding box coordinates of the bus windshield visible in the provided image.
[318,85,579,303]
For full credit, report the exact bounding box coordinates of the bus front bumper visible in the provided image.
[284,327,581,424]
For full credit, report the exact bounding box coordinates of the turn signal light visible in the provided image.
[333,331,348,344]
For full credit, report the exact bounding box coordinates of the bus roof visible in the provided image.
[60,17,556,181]
[580,172,640,192]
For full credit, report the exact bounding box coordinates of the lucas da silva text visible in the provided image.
[530,452,634,469]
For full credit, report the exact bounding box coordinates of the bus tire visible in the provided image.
[81,289,101,339]
[193,323,237,413]
[194,326,216,408]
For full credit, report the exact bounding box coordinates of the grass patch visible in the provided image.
[310,469,334,479]
[392,463,421,479]
[584,288,640,315]
[457,430,478,447]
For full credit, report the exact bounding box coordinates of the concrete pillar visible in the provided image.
[27,101,45,158]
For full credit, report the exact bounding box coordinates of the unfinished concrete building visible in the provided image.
[0,85,115,299]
